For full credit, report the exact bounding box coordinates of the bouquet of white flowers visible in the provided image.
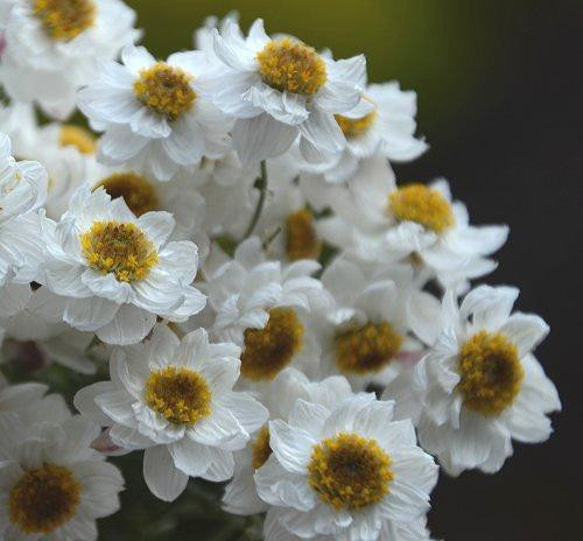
[0,4,560,541]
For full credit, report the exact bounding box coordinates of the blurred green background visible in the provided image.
[126,0,509,140]
[104,1,581,539]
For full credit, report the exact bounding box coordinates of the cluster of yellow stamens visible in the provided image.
[145,366,212,425]
[33,0,96,42]
[284,208,321,261]
[9,463,81,534]
[241,307,304,381]
[335,110,378,139]
[251,425,272,470]
[308,432,393,510]
[59,125,96,155]
[80,220,158,283]
[134,63,197,121]
[94,172,160,217]
[389,184,455,234]
[335,322,403,375]
[257,38,327,96]
[457,331,524,416]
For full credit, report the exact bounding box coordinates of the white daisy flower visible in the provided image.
[74,324,268,501]
[256,393,438,541]
[412,285,561,475]
[206,19,366,164]
[0,411,124,541]
[316,155,509,290]
[256,168,323,264]
[4,113,101,220]
[203,237,325,384]
[0,380,54,416]
[264,511,437,541]
[0,0,139,118]
[85,165,207,241]
[298,81,428,183]
[223,368,353,516]
[0,286,96,374]
[40,183,206,345]
[316,257,441,390]
[78,44,232,181]
[0,132,48,287]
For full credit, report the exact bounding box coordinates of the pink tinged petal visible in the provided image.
[95,304,156,346]
[232,114,298,165]
[143,445,189,502]
[168,438,211,477]
[268,419,314,474]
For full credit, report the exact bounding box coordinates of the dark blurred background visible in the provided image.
[121,1,582,539]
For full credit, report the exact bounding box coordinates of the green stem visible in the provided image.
[242,160,268,240]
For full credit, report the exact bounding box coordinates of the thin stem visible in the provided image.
[242,160,268,240]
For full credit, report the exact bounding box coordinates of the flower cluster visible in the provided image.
[0,6,560,541]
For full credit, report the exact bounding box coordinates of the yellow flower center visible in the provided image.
[33,0,96,42]
[335,322,403,375]
[285,208,321,261]
[59,125,96,155]
[241,307,304,381]
[251,425,272,470]
[80,221,158,283]
[145,366,212,425]
[389,184,455,234]
[133,62,197,121]
[457,331,524,416]
[335,110,378,139]
[308,432,393,511]
[9,463,81,535]
[94,172,160,217]
[257,37,327,96]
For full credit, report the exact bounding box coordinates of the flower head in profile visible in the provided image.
[41,183,206,345]
[74,325,268,501]
[256,393,438,541]
[78,44,231,181]
[0,0,139,118]
[411,285,561,475]
[0,407,124,541]
[207,19,367,164]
